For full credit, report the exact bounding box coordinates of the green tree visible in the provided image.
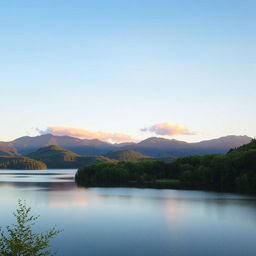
[0,200,62,256]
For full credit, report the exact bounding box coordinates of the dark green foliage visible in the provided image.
[76,141,256,193]
[0,200,61,256]
[28,145,114,169]
[105,150,151,162]
[228,138,256,153]
[76,160,173,187]
[0,156,47,170]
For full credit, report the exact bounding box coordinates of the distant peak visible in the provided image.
[138,137,187,146]
[141,137,169,142]
[40,133,54,137]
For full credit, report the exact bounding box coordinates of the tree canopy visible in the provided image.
[76,139,256,193]
[0,156,47,170]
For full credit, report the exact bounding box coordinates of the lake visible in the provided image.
[0,169,256,256]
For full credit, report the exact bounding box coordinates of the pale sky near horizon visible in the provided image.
[0,0,255,142]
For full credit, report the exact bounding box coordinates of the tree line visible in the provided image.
[0,156,47,170]
[75,140,256,193]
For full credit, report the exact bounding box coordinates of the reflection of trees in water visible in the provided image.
[0,181,77,191]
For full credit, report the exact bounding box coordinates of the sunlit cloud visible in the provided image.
[38,126,135,143]
[141,122,196,136]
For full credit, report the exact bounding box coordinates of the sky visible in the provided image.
[0,0,255,143]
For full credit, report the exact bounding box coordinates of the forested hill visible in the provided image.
[28,145,114,169]
[105,150,151,162]
[0,145,18,156]
[0,156,47,170]
[229,139,256,153]
[28,145,80,161]
[76,139,256,194]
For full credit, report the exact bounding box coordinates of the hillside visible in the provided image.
[0,156,47,170]
[28,145,113,169]
[76,140,256,193]
[105,150,151,162]
[228,139,256,153]
[28,145,80,161]
[0,145,18,156]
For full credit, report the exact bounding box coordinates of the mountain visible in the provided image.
[105,150,151,162]
[125,135,252,157]
[126,137,191,157]
[0,145,18,156]
[192,135,252,151]
[228,138,256,153]
[28,145,113,169]
[113,142,136,147]
[28,145,79,160]
[0,156,47,170]
[0,134,113,155]
[0,134,252,158]
[136,137,189,148]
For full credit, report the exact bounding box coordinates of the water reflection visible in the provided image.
[0,169,256,256]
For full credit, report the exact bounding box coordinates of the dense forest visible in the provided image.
[76,139,256,193]
[0,156,47,170]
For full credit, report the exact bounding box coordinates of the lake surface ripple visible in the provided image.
[0,169,256,256]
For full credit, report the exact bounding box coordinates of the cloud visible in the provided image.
[38,126,135,143]
[141,122,196,136]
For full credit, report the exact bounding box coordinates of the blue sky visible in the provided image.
[0,0,255,142]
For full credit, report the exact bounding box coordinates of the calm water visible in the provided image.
[0,169,256,256]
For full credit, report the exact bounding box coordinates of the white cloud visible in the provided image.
[38,126,135,143]
[142,122,196,136]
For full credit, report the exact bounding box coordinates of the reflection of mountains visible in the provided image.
[0,172,66,176]
[48,190,89,208]
[0,181,77,191]
[0,170,75,184]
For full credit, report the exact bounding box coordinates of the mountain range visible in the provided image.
[0,134,252,158]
